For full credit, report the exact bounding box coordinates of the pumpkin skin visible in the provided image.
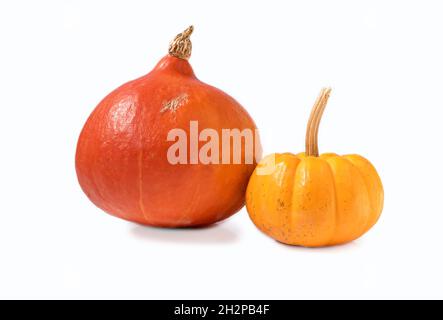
[246,152,383,247]
[246,89,383,247]
[76,27,261,227]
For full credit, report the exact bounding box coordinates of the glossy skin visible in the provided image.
[246,152,383,247]
[76,55,261,227]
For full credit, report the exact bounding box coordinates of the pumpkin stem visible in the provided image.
[168,25,194,60]
[305,88,331,157]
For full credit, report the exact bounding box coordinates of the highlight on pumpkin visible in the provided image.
[245,88,384,247]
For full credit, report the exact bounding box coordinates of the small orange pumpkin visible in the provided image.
[246,88,383,247]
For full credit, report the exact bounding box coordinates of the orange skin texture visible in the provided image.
[76,55,261,227]
[246,152,383,247]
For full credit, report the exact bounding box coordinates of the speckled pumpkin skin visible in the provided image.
[246,152,383,247]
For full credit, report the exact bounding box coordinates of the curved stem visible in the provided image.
[305,88,331,157]
[168,25,194,60]
[305,93,322,156]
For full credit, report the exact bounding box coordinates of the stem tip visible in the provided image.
[168,25,194,60]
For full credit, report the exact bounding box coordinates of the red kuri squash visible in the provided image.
[76,26,261,227]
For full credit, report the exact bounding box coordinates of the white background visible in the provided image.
[1,0,442,299]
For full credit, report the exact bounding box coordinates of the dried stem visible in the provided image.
[305,88,332,157]
[168,25,194,60]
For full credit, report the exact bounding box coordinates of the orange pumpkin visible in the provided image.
[76,26,261,227]
[246,88,383,247]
